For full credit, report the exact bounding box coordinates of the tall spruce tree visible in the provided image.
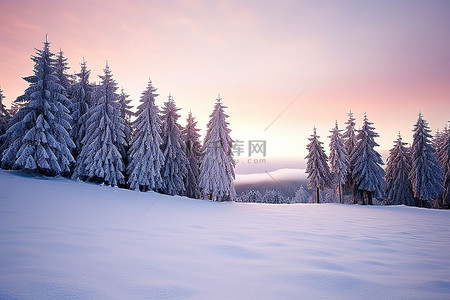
[409,113,444,207]
[117,88,133,158]
[305,127,332,203]
[183,111,202,199]
[69,58,93,159]
[199,96,236,201]
[127,79,164,191]
[343,110,357,200]
[351,114,385,205]
[72,63,127,186]
[329,121,348,203]
[385,133,415,206]
[160,95,188,196]
[1,37,74,175]
[55,48,72,93]
[437,125,450,208]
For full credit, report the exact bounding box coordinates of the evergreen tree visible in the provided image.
[437,124,450,208]
[199,96,236,201]
[55,48,72,93]
[1,37,74,175]
[69,58,93,159]
[305,127,332,203]
[409,113,444,207]
[72,63,127,186]
[183,111,202,198]
[342,110,357,199]
[0,86,11,149]
[238,190,263,203]
[263,190,288,204]
[117,88,133,158]
[292,185,309,203]
[385,133,415,206]
[160,95,188,196]
[329,121,349,203]
[127,80,164,191]
[351,114,385,205]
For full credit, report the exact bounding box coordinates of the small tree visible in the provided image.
[127,79,164,191]
[385,133,415,206]
[55,48,73,93]
[351,114,385,205]
[437,125,450,208]
[160,95,188,196]
[329,121,349,203]
[305,127,332,203]
[1,37,74,175]
[342,110,357,198]
[183,111,202,198]
[409,113,444,207]
[199,96,236,201]
[117,88,133,161]
[0,86,11,150]
[72,63,127,186]
[292,185,309,203]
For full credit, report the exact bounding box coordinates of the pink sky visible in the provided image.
[1,0,449,173]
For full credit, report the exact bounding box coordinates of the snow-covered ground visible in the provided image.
[1,170,450,299]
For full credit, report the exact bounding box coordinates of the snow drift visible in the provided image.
[1,170,450,299]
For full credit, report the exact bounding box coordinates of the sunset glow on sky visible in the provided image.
[1,0,449,173]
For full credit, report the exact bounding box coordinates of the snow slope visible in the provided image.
[1,170,450,299]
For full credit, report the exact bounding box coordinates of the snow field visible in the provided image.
[1,170,450,299]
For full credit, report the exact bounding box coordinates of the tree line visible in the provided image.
[0,36,236,201]
[305,111,449,208]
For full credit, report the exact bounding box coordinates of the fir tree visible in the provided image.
[385,133,415,206]
[305,127,332,203]
[239,190,263,203]
[1,37,74,175]
[437,125,450,208]
[160,95,188,196]
[199,96,236,201]
[183,111,202,198]
[351,114,385,205]
[69,58,93,159]
[0,86,11,150]
[127,79,164,191]
[342,110,357,200]
[55,48,72,93]
[292,185,309,203]
[72,63,127,186]
[409,113,444,207]
[329,121,349,203]
[117,88,133,158]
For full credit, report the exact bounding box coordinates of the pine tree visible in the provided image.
[160,95,188,196]
[305,127,332,203]
[0,86,11,149]
[69,58,93,159]
[263,190,287,204]
[72,62,127,186]
[329,121,349,203]
[351,114,385,205]
[183,111,202,198]
[437,124,450,208]
[199,96,236,201]
[117,88,133,157]
[342,110,357,200]
[385,133,415,206]
[127,79,164,191]
[55,48,72,93]
[1,37,74,175]
[409,113,444,207]
[239,190,262,203]
[292,185,309,203]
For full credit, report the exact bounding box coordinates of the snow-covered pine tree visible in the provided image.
[127,79,164,191]
[292,185,309,203]
[69,58,93,159]
[1,36,74,175]
[437,124,450,208]
[305,127,333,203]
[72,62,127,186]
[238,190,263,203]
[117,88,133,158]
[55,48,72,93]
[409,113,444,207]
[329,121,348,203]
[182,111,202,198]
[160,95,188,196]
[0,86,11,149]
[343,110,357,200]
[351,114,385,205]
[263,190,287,204]
[385,133,415,206]
[199,96,236,201]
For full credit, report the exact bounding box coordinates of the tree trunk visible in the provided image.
[362,191,366,205]
[316,187,320,204]
[368,192,373,205]
[338,183,343,204]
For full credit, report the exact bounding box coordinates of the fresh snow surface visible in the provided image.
[1,170,450,299]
